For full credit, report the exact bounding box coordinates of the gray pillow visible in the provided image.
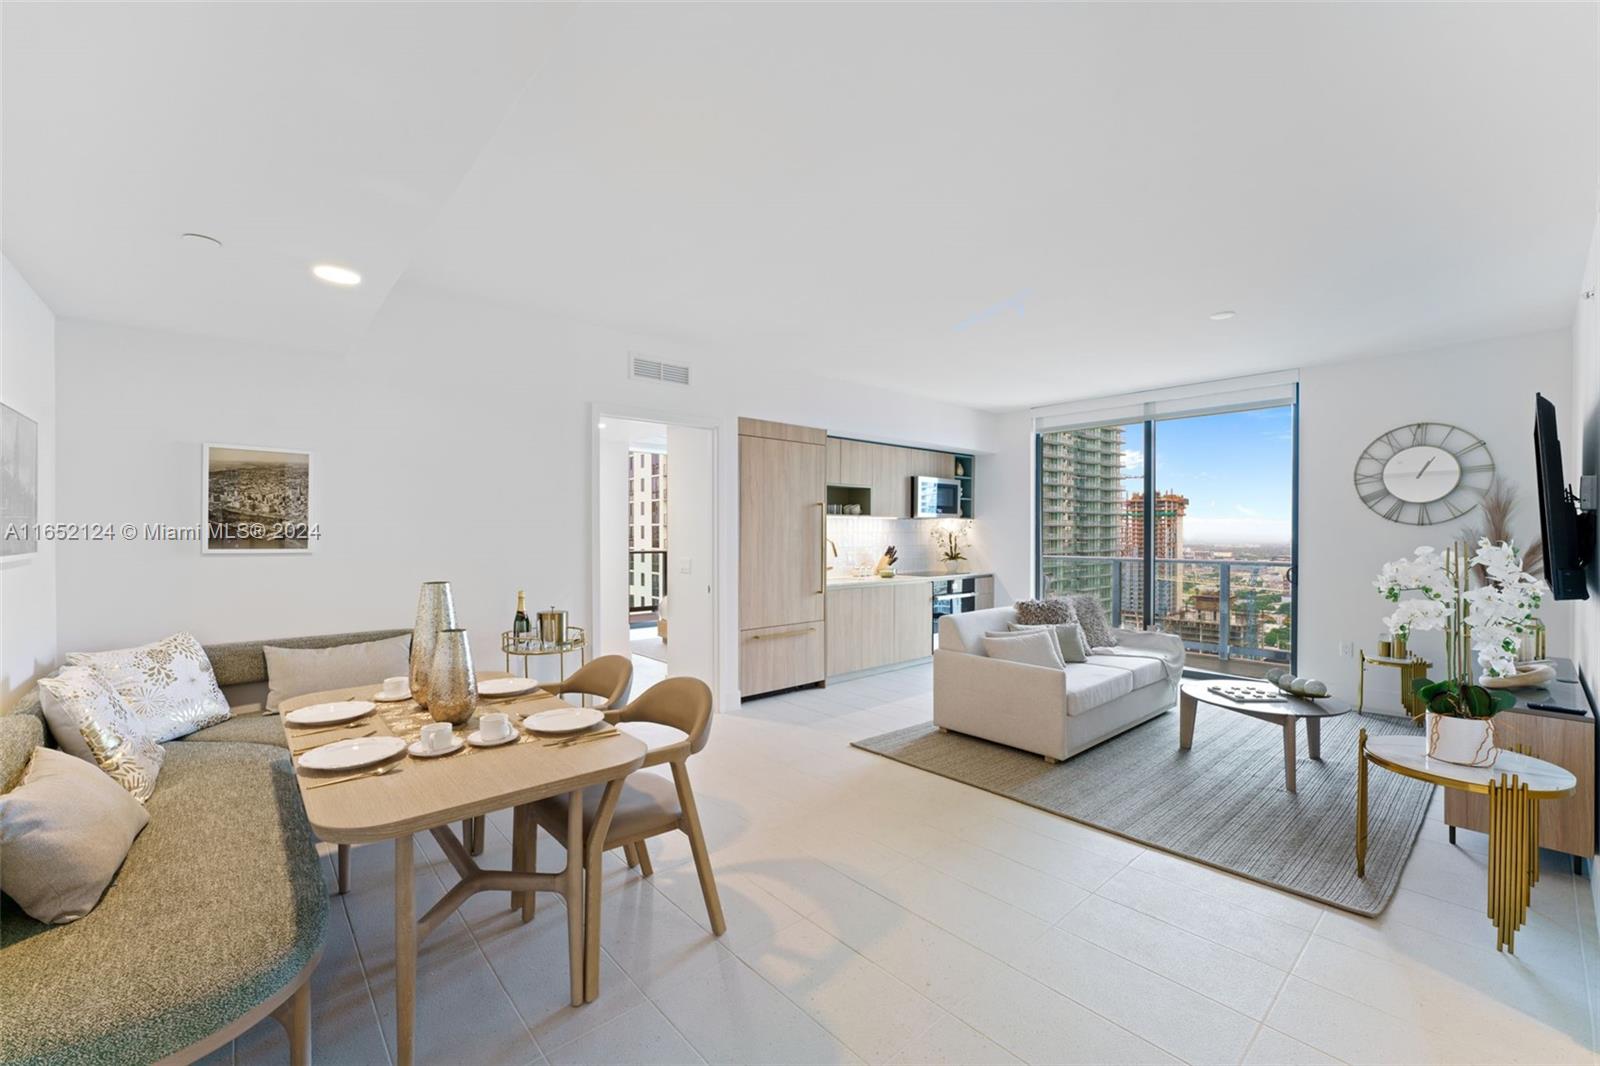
[983,629,1066,670]
[264,633,411,711]
[1013,598,1078,626]
[0,747,149,923]
[1068,594,1118,648]
[1009,622,1089,663]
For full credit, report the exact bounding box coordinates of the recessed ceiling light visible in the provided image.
[312,263,361,287]
[1208,310,1236,321]
[180,232,222,247]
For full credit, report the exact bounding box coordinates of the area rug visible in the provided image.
[852,705,1431,916]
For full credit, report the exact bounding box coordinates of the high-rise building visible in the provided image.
[1037,426,1126,607]
[627,450,667,611]
[1120,491,1188,617]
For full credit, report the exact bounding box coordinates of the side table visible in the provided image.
[1356,650,1432,717]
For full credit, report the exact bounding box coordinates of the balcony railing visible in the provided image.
[1040,554,1293,675]
[629,549,668,616]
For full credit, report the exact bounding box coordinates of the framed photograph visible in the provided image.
[202,443,314,553]
[1,402,39,558]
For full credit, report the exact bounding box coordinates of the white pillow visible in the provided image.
[1009,622,1090,663]
[37,667,166,802]
[67,632,230,742]
[983,629,1067,670]
[263,634,411,712]
[0,747,150,923]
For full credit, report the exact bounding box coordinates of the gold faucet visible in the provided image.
[826,538,838,571]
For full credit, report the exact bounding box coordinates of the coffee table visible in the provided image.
[1178,679,1354,792]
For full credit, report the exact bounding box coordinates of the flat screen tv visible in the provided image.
[1534,393,1591,600]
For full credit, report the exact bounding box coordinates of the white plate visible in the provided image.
[409,738,465,758]
[372,690,412,703]
[286,700,377,727]
[478,678,541,698]
[466,728,518,748]
[523,707,604,735]
[298,734,407,771]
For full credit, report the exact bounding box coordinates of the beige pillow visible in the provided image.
[1009,622,1090,663]
[0,747,150,923]
[983,629,1067,670]
[37,667,165,802]
[263,633,411,711]
[67,632,229,742]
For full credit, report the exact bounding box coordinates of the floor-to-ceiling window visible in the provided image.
[1037,390,1297,677]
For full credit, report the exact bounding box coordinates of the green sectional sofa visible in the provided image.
[0,628,406,1066]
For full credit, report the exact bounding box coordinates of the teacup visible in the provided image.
[420,722,454,752]
[480,712,512,742]
[381,676,409,699]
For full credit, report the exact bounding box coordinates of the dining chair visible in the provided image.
[522,677,725,936]
[546,654,634,710]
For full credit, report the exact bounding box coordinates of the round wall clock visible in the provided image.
[1354,422,1494,525]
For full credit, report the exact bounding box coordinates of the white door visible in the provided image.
[665,424,717,691]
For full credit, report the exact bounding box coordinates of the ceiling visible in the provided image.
[5,3,1596,408]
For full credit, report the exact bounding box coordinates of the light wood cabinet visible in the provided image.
[892,582,933,662]
[838,439,874,487]
[1444,709,1595,858]
[740,419,827,696]
[872,445,910,517]
[974,575,995,610]
[826,438,843,484]
[826,580,933,677]
[825,437,959,518]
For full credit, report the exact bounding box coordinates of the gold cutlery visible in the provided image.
[290,719,376,737]
[545,728,620,748]
[304,764,403,790]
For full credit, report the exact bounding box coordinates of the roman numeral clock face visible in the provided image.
[1354,423,1494,525]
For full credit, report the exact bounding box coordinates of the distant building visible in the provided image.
[628,450,667,609]
[1120,491,1188,618]
[1038,426,1125,607]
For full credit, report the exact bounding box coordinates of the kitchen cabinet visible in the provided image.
[872,445,910,518]
[826,579,934,677]
[739,418,827,696]
[838,439,874,488]
[825,437,962,518]
[975,576,995,610]
[826,438,843,484]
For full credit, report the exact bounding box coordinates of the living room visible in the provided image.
[2,4,1598,1065]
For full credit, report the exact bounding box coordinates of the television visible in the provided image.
[1533,393,1591,600]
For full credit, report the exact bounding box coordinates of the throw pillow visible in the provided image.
[1013,598,1078,626]
[37,667,165,802]
[68,632,230,742]
[983,629,1067,670]
[0,746,150,923]
[1068,594,1119,648]
[1009,622,1090,663]
[263,633,411,712]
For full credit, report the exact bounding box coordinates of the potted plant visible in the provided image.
[1373,539,1545,766]
[929,520,972,574]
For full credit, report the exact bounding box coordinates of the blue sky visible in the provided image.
[1119,406,1294,545]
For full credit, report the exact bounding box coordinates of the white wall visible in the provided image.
[53,283,1000,711]
[664,423,716,684]
[1,257,57,711]
[1571,211,1599,896]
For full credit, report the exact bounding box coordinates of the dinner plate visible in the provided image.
[478,678,541,699]
[408,738,465,758]
[286,700,377,727]
[466,728,518,748]
[372,690,412,703]
[297,734,407,772]
[523,707,604,735]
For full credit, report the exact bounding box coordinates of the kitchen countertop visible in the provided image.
[826,570,991,589]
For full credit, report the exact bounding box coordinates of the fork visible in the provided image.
[304,764,404,790]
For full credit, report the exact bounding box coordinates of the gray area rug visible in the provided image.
[853,705,1431,916]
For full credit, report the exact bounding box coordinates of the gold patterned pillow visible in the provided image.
[37,667,165,803]
[67,632,230,742]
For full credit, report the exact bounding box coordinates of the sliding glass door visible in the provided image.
[1037,401,1297,677]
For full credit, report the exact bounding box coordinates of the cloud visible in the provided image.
[1234,504,1261,517]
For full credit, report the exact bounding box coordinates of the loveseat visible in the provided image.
[934,606,1184,761]
[0,628,405,1066]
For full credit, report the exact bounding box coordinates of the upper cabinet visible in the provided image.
[825,437,971,518]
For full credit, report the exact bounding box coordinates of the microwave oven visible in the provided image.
[914,476,963,518]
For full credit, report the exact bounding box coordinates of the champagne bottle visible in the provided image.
[513,590,531,640]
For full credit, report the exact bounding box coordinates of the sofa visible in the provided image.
[0,628,405,1066]
[934,606,1184,762]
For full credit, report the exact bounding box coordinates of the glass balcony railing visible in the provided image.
[1039,554,1293,678]
[628,549,668,618]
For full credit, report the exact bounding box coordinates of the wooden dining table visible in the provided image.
[279,676,646,1066]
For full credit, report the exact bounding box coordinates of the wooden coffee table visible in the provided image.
[1178,679,1353,792]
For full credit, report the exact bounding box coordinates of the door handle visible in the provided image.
[751,627,816,641]
[817,502,827,594]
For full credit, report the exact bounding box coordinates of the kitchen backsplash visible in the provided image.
[826,516,983,575]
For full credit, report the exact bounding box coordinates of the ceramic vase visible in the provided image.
[943,558,962,574]
[1425,711,1498,767]
[409,580,456,708]
[427,628,478,725]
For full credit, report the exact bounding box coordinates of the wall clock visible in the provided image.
[1354,422,1494,525]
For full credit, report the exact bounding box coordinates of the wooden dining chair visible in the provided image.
[522,677,725,936]
[546,654,634,710]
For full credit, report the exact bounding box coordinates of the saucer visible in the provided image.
[466,729,518,748]
[408,738,465,758]
[373,690,413,703]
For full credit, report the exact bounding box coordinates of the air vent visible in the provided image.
[629,353,691,386]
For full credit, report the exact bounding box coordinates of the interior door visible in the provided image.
[665,424,717,689]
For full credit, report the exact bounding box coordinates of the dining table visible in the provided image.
[279,675,647,1066]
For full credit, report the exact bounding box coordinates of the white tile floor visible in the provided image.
[201,664,1599,1065]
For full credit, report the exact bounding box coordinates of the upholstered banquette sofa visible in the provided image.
[0,628,405,1066]
[934,606,1183,762]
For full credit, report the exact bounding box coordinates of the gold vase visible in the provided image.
[427,628,478,725]
[1392,634,1407,658]
[409,581,455,708]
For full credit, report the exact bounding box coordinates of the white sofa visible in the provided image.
[934,605,1184,762]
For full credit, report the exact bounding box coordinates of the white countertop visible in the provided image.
[826,570,991,589]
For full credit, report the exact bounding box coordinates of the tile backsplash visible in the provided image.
[826,516,983,575]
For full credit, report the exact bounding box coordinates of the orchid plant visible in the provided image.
[930,520,972,563]
[1373,540,1546,718]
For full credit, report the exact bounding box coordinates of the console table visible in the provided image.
[1440,657,1594,873]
